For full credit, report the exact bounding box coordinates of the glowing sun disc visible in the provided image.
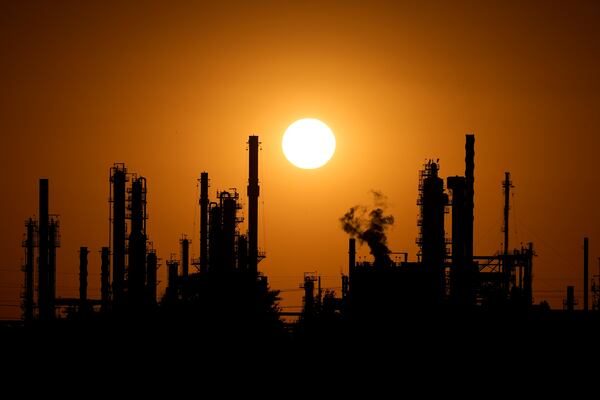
[282,118,336,169]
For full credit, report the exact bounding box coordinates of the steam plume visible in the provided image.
[340,191,394,267]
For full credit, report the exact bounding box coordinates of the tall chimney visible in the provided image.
[199,172,209,273]
[247,136,260,274]
[209,205,222,271]
[502,172,512,292]
[38,179,49,320]
[503,172,511,258]
[111,165,126,305]
[348,238,356,300]
[79,247,88,311]
[100,247,110,312]
[180,237,189,279]
[584,237,589,311]
[23,218,36,322]
[465,135,475,272]
[523,242,533,305]
[222,194,237,270]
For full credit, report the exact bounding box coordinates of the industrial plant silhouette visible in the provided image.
[13,134,600,348]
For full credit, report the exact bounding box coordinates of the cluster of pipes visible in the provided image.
[21,135,261,320]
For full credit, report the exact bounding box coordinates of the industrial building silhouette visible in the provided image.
[15,134,600,341]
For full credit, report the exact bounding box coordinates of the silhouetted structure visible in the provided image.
[447,176,472,306]
[146,249,157,306]
[48,217,58,315]
[166,258,179,304]
[565,286,576,312]
[247,135,260,274]
[20,132,588,345]
[199,172,209,274]
[584,237,589,311]
[100,247,110,312]
[38,179,49,320]
[301,273,317,320]
[20,180,61,320]
[341,134,536,320]
[180,236,189,280]
[502,172,513,291]
[465,134,475,272]
[22,218,36,322]
[127,176,147,306]
[592,258,600,311]
[34,179,61,320]
[153,135,281,339]
[110,164,127,306]
[79,247,88,311]
[417,160,448,304]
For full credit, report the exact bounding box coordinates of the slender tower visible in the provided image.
[247,136,260,274]
[111,164,126,305]
[199,172,209,273]
[181,237,189,279]
[465,135,475,273]
[502,172,512,292]
[38,179,50,320]
[584,237,589,312]
[79,247,88,311]
[23,218,36,321]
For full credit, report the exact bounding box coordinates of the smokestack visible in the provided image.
[38,179,49,320]
[302,275,316,319]
[523,242,533,305]
[503,172,512,292]
[503,172,511,257]
[348,238,356,303]
[23,218,36,322]
[349,238,356,272]
[180,237,189,279]
[209,205,222,271]
[247,135,260,274]
[146,250,157,306]
[79,247,88,311]
[465,134,475,272]
[222,193,237,270]
[200,172,209,274]
[584,237,589,311]
[111,164,126,305]
[100,247,110,312]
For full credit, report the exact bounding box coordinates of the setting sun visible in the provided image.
[282,118,336,169]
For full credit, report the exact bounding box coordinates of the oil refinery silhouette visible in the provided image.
[12,134,600,349]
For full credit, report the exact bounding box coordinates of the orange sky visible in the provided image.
[1,1,600,318]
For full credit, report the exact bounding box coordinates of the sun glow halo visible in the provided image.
[282,118,336,169]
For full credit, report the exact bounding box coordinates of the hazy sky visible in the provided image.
[2,1,600,318]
